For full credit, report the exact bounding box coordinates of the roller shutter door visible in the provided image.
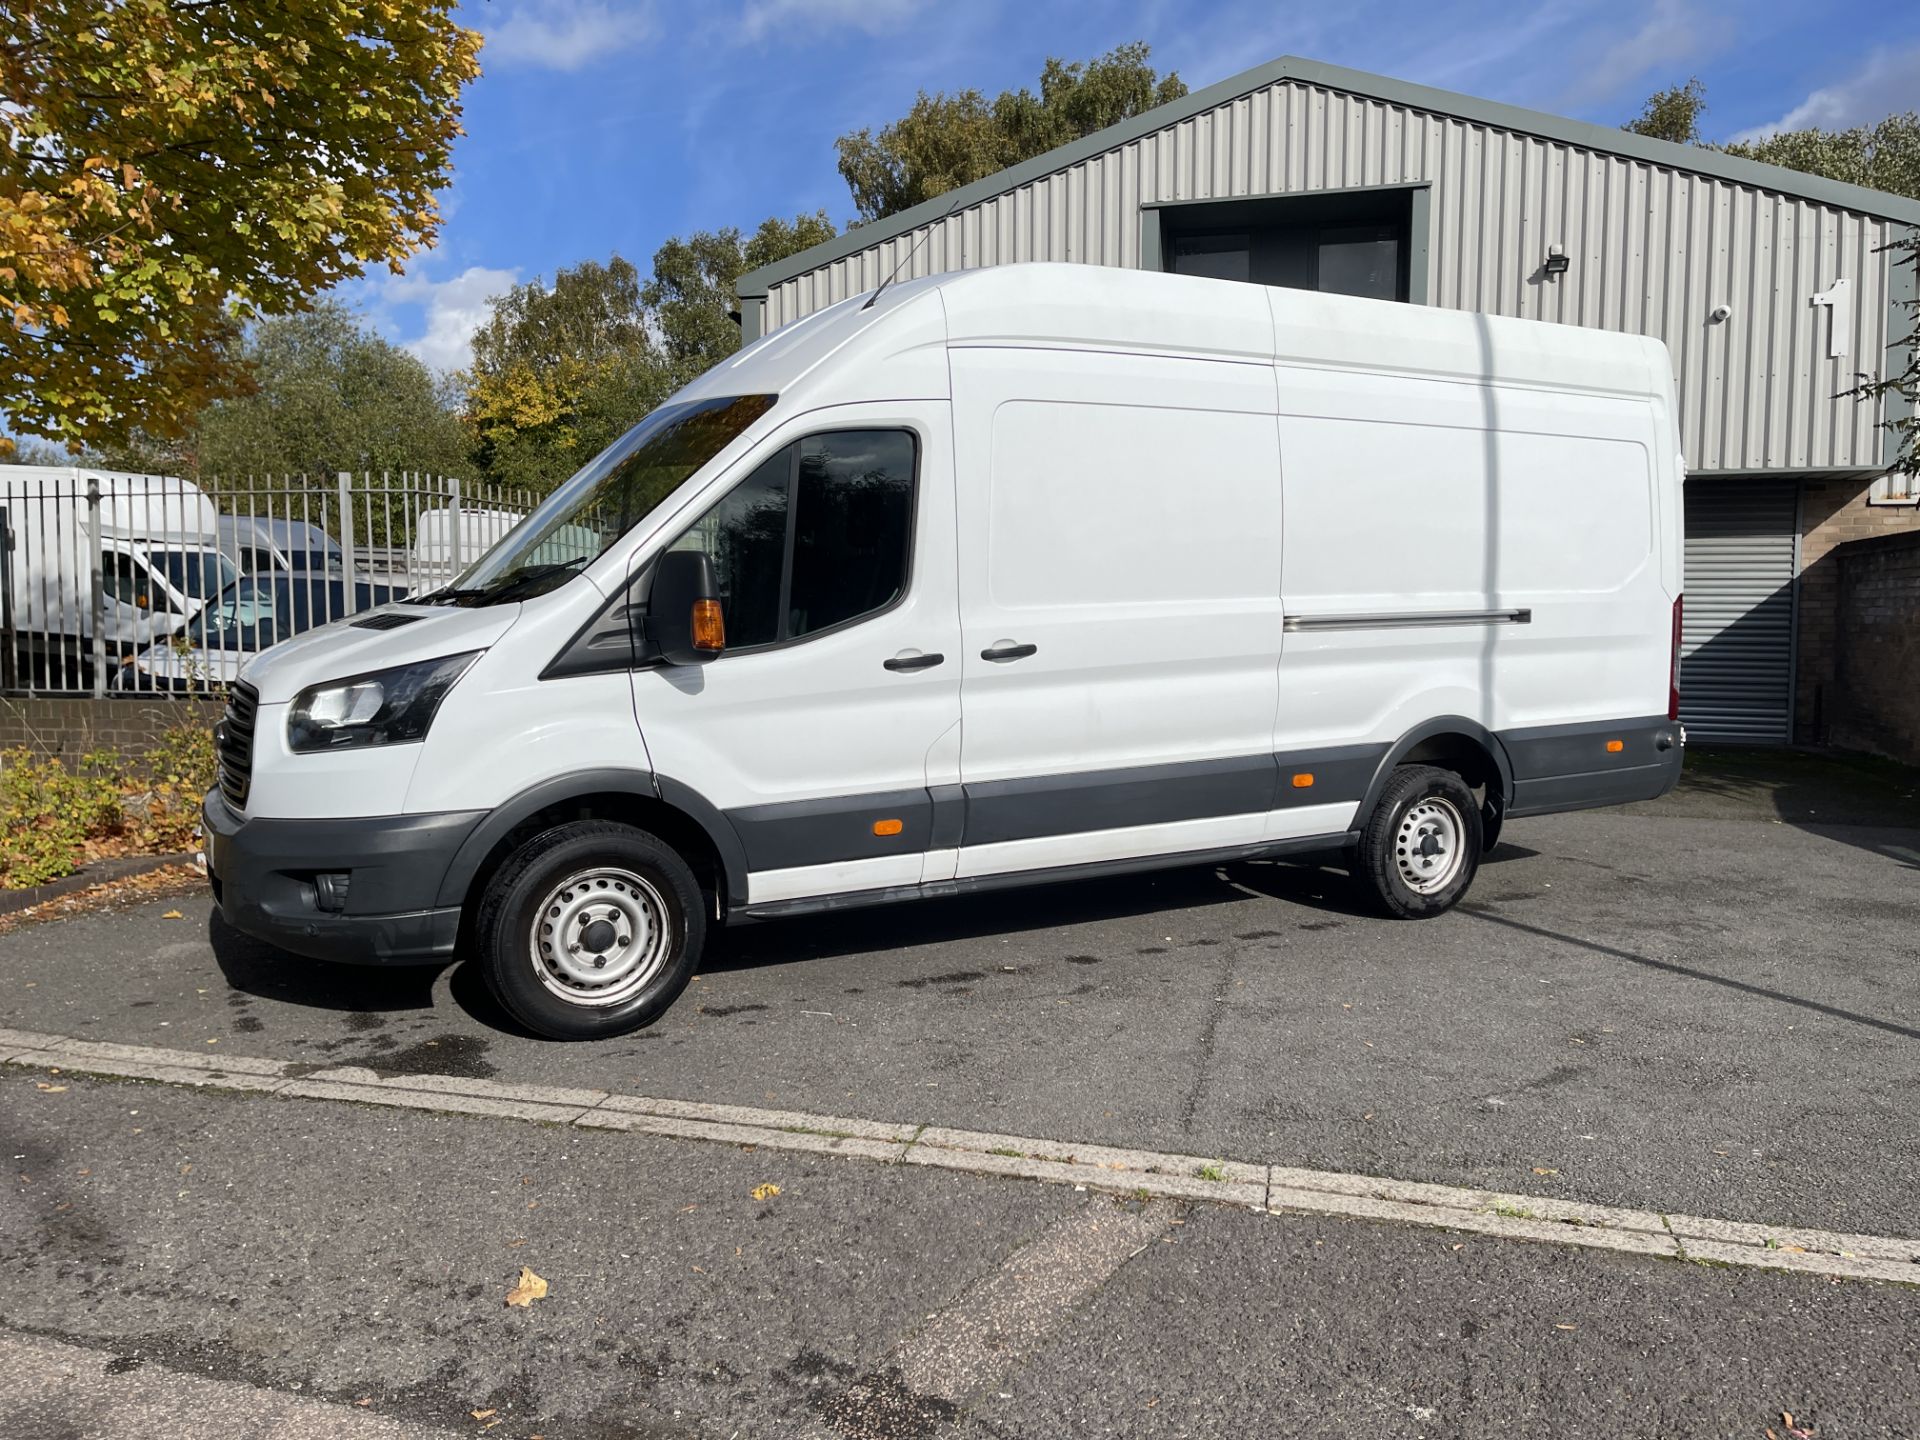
[1680,481,1798,744]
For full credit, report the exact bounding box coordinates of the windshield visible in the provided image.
[431,393,777,605]
[150,548,239,601]
[189,577,295,651]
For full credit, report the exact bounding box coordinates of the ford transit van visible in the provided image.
[204,264,1684,1039]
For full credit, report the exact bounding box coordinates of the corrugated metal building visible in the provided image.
[736,56,1920,745]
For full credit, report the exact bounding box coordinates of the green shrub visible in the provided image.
[128,721,217,852]
[0,748,125,889]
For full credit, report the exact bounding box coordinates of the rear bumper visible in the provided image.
[1502,716,1684,818]
[202,791,485,965]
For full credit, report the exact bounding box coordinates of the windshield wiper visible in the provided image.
[473,556,590,604]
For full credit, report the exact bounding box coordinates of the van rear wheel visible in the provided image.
[476,820,705,1039]
[1356,764,1482,919]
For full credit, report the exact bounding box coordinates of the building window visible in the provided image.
[1155,186,1417,303]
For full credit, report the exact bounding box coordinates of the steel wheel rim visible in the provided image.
[1395,796,1466,895]
[528,866,673,1008]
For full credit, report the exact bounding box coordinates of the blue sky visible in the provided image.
[351,0,1920,371]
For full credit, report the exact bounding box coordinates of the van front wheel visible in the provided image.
[476,820,705,1039]
[1356,764,1482,919]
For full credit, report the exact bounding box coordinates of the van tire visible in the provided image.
[1356,764,1482,919]
[475,820,705,1040]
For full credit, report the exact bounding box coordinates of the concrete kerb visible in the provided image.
[6,1032,1920,1286]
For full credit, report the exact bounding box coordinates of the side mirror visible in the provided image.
[647,549,725,665]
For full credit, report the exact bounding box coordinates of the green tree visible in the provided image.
[836,42,1187,223]
[646,212,838,386]
[1,0,482,455]
[1858,230,1918,477]
[463,257,670,495]
[1624,78,1706,144]
[106,303,468,482]
[1724,114,1920,204]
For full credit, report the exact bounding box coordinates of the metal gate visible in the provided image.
[1680,480,1799,744]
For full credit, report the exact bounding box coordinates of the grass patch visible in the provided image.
[1196,1162,1229,1183]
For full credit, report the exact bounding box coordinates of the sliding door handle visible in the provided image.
[883,650,945,672]
[980,641,1038,662]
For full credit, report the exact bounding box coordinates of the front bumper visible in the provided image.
[202,790,485,965]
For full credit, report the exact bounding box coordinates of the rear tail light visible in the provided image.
[1669,594,1684,722]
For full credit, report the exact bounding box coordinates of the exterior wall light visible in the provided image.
[1544,244,1570,277]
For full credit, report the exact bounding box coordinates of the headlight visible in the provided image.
[287,652,479,754]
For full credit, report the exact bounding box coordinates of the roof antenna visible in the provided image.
[863,192,964,310]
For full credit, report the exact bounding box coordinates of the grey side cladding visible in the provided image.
[1498,716,1682,818]
[726,788,933,872]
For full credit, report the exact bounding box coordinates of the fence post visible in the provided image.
[86,478,106,699]
[336,472,358,614]
[448,475,463,581]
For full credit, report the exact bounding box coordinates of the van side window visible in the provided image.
[788,431,914,638]
[670,447,790,649]
[101,552,149,608]
[671,429,916,651]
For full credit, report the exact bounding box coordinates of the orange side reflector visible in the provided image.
[1605,739,1625,753]
[691,598,725,651]
[872,818,904,837]
[1292,773,1315,788]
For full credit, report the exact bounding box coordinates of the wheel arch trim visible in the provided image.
[1353,716,1515,829]
[435,769,750,911]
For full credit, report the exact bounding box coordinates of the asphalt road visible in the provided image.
[2,801,1916,1236]
[5,1073,1917,1439]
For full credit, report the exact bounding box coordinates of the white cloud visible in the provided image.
[384,266,521,373]
[483,0,656,71]
[1558,0,1729,109]
[737,0,929,44]
[1728,45,1920,144]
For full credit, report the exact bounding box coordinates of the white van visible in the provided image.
[0,466,235,681]
[204,265,1684,1040]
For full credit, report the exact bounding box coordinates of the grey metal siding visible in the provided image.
[763,77,1894,474]
[1681,481,1800,744]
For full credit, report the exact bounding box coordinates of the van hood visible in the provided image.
[239,603,523,704]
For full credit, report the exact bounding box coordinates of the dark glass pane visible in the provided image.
[1171,233,1251,283]
[788,431,914,638]
[670,445,790,649]
[1317,225,1400,300]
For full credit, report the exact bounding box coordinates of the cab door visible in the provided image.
[632,403,962,907]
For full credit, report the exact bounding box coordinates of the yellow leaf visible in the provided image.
[471,1410,496,1421]
[36,1083,67,1093]
[162,909,184,919]
[503,1267,547,1307]
[751,1183,781,1202]
[1532,1167,1559,1176]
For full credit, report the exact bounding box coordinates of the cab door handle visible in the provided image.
[980,641,1038,662]
[884,650,945,672]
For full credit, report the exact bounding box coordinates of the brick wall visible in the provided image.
[0,696,223,761]
[1828,531,1920,765]
[1796,476,1920,741]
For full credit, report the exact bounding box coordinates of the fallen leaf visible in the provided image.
[1554,1323,1576,1331]
[355,1398,373,1407]
[471,1409,497,1420]
[678,1204,699,1214]
[1532,1167,1559,1176]
[162,910,184,919]
[751,1183,780,1202]
[36,1083,66,1093]
[506,1238,527,1248]
[504,1267,548,1308]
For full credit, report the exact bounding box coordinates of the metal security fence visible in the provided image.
[0,467,540,696]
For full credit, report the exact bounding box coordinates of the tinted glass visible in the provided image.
[190,579,291,651]
[1171,233,1251,283]
[1318,225,1400,301]
[101,552,148,607]
[152,548,239,600]
[670,447,790,649]
[788,431,914,637]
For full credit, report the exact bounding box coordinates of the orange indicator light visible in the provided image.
[691,599,725,651]
[1292,773,1315,788]
[872,818,904,836]
[1605,739,1624,753]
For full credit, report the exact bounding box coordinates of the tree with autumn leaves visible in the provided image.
[0,0,482,455]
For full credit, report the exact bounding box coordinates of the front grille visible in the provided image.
[350,611,420,631]
[217,682,259,810]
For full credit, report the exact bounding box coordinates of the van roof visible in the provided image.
[694,263,1669,409]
